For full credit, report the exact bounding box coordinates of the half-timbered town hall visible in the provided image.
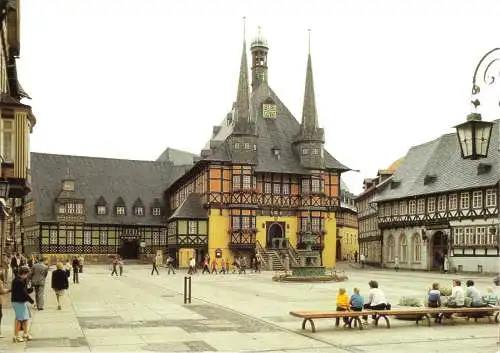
[22,28,350,268]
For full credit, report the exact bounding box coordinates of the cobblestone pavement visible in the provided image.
[0,265,497,352]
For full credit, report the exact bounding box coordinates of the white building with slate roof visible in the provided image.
[374,120,499,273]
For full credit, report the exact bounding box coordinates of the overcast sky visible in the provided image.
[19,0,500,194]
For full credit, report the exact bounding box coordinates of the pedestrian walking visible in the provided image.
[118,257,124,276]
[354,251,358,263]
[72,257,80,284]
[187,257,196,275]
[219,258,226,274]
[10,253,20,277]
[11,266,34,342]
[64,260,71,279]
[51,263,69,310]
[30,258,48,311]
[110,257,118,276]
[166,256,175,274]
[360,254,365,269]
[202,256,210,274]
[78,255,84,273]
[151,257,159,275]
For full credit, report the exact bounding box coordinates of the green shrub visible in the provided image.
[440,287,452,296]
[398,296,423,307]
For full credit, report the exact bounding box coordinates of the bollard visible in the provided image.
[184,276,192,304]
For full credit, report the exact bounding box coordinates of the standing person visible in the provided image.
[10,253,20,277]
[394,256,399,272]
[64,260,71,279]
[225,258,230,274]
[360,253,365,269]
[202,256,210,274]
[255,254,261,273]
[110,257,118,276]
[0,272,11,337]
[211,258,218,274]
[30,258,48,311]
[354,251,358,263]
[443,255,449,274]
[166,256,175,275]
[71,257,80,284]
[118,257,124,276]
[51,263,69,310]
[11,266,34,342]
[219,258,226,274]
[78,255,84,273]
[151,256,159,276]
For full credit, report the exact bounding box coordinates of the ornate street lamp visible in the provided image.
[455,48,498,160]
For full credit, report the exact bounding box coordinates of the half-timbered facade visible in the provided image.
[336,183,358,261]
[164,30,349,268]
[374,122,499,273]
[23,153,189,262]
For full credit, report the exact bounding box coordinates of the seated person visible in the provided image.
[484,287,499,306]
[362,280,388,325]
[446,280,465,308]
[335,288,350,327]
[465,280,487,307]
[350,287,364,311]
[427,282,441,308]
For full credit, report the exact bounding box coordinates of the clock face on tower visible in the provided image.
[262,103,277,119]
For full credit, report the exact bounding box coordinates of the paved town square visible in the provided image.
[0,265,497,353]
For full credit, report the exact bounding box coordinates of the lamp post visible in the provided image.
[455,48,499,160]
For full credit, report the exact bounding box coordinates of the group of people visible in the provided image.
[186,254,260,275]
[0,256,73,343]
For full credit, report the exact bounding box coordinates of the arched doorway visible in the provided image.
[336,239,342,260]
[431,231,448,270]
[266,222,284,248]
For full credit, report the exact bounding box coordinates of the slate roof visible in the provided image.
[374,119,500,202]
[28,153,189,225]
[156,147,197,166]
[202,81,349,174]
[168,193,208,220]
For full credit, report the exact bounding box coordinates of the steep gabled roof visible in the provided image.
[28,153,187,225]
[374,119,500,202]
[202,81,349,173]
[168,193,208,220]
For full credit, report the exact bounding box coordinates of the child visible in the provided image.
[335,288,350,327]
[428,283,441,308]
[484,287,498,306]
[350,288,364,311]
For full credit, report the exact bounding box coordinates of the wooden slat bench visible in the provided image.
[290,306,499,333]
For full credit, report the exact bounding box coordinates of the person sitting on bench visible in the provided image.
[465,280,487,307]
[446,280,465,308]
[362,280,388,325]
[427,282,441,308]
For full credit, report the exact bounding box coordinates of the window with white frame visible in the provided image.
[152,231,160,245]
[392,202,398,216]
[152,207,161,216]
[417,199,425,214]
[378,204,385,217]
[399,201,407,215]
[385,204,391,216]
[67,230,74,244]
[188,221,197,234]
[231,217,240,229]
[399,235,407,262]
[232,175,240,189]
[97,206,106,215]
[408,200,416,214]
[437,195,446,211]
[427,198,435,213]
[50,230,57,244]
[472,191,482,209]
[282,183,289,195]
[116,206,125,215]
[264,182,272,194]
[453,227,464,245]
[83,231,92,245]
[273,183,281,194]
[464,227,474,245]
[1,119,15,161]
[76,203,84,214]
[488,228,498,245]
[387,235,395,262]
[486,189,497,207]
[476,227,486,245]
[99,231,107,245]
[413,234,421,262]
[242,175,251,189]
[58,204,65,214]
[135,207,144,216]
[448,194,457,210]
[241,217,251,229]
[301,179,310,194]
[311,179,321,193]
[460,192,469,209]
[66,203,75,214]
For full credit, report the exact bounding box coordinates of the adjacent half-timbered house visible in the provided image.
[374,121,499,273]
[336,182,359,261]
[23,153,188,262]
[164,30,349,268]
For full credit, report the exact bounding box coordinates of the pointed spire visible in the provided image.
[301,29,319,134]
[234,17,251,128]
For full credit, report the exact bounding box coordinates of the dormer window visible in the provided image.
[116,206,125,215]
[97,206,107,215]
[152,207,161,216]
[253,144,257,151]
[58,205,65,214]
[76,203,84,214]
[262,103,277,118]
[302,148,309,155]
[312,148,320,155]
[135,207,144,216]
[235,143,240,150]
[66,203,75,214]
[244,143,250,149]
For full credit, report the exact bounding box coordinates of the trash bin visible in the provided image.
[457,265,463,272]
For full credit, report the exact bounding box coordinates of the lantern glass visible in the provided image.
[474,120,493,157]
[455,119,493,160]
[0,181,9,199]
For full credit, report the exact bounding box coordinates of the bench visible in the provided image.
[290,306,499,333]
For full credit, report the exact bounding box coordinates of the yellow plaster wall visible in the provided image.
[323,212,337,268]
[208,209,231,262]
[179,248,194,267]
[339,226,359,261]
[255,216,299,247]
